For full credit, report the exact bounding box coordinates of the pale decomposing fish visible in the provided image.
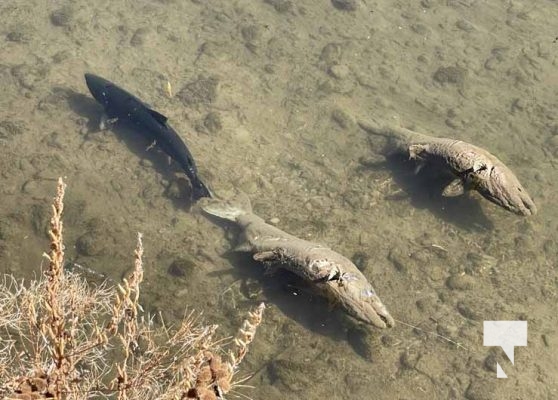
[201,193,394,329]
[358,120,537,216]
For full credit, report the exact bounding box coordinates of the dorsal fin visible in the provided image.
[148,108,168,124]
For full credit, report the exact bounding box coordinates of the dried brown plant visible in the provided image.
[0,178,264,400]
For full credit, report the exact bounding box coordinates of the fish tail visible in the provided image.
[200,190,252,221]
[357,119,393,138]
[358,119,419,148]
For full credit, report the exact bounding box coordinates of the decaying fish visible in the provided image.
[201,193,394,329]
[358,120,537,216]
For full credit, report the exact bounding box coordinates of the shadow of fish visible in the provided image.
[201,192,394,329]
[358,120,537,216]
[84,73,211,200]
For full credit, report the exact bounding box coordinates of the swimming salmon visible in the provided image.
[85,73,211,200]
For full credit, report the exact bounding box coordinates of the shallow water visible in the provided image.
[1,0,557,398]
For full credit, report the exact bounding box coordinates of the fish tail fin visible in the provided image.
[200,190,252,222]
[358,119,417,142]
[357,119,393,138]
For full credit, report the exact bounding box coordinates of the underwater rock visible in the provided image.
[11,63,49,90]
[331,107,354,129]
[167,257,197,278]
[241,24,262,44]
[446,273,475,290]
[415,296,439,314]
[52,50,71,64]
[388,246,411,273]
[331,0,358,11]
[465,252,497,275]
[267,359,310,392]
[30,204,48,236]
[329,64,350,79]
[50,6,75,27]
[0,120,24,140]
[465,379,496,400]
[264,0,293,13]
[240,278,262,299]
[203,111,222,134]
[351,251,369,271]
[130,28,150,47]
[320,43,342,65]
[483,348,498,373]
[76,232,107,257]
[433,65,466,85]
[6,25,34,43]
[177,76,219,106]
[399,347,421,370]
[547,134,558,156]
[456,300,483,321]
[165,178,189,200]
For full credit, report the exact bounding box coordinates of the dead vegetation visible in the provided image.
[0,178,264,400]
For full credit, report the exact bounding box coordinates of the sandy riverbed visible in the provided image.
[1,0,557,398]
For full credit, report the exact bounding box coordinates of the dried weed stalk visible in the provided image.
[0,178,264,400]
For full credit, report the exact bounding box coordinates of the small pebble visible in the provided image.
[428,265,445,281]
[456,301,482,321]
[241,24,261,43]
[139,158,153,168]
[264,0,293,13]
[130,28,150,47]
[76,232,106,256]
[388,247,411,273]
[446,273,475,290]
[52,50,71,63]
[320,43,342,64]
[465,379,495,400]
[177,76,219,105]
[331,108,354,129]
[268,217,280,225]
[50,6,75,27]
[0,120,24,140]
[331,0,358,11]
[456,19,475,32]
[399,348,421,370]
[168,257,197,277]
[542,333,552,348]
[241,278,262,299]
[351,251,369,271]
[329,64,350,79]
[204,112,222,133]
[6,26,34,43]
[433,66,466,85]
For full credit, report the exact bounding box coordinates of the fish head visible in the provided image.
[84,73,113,108]
[330,279,395,329]
[354,286,395,329]
[474,164,537,216]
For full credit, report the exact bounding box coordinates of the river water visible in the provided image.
[0,0,556,398]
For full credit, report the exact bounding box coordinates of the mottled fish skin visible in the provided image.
[358,121,537,216]
[202,197,394,329]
